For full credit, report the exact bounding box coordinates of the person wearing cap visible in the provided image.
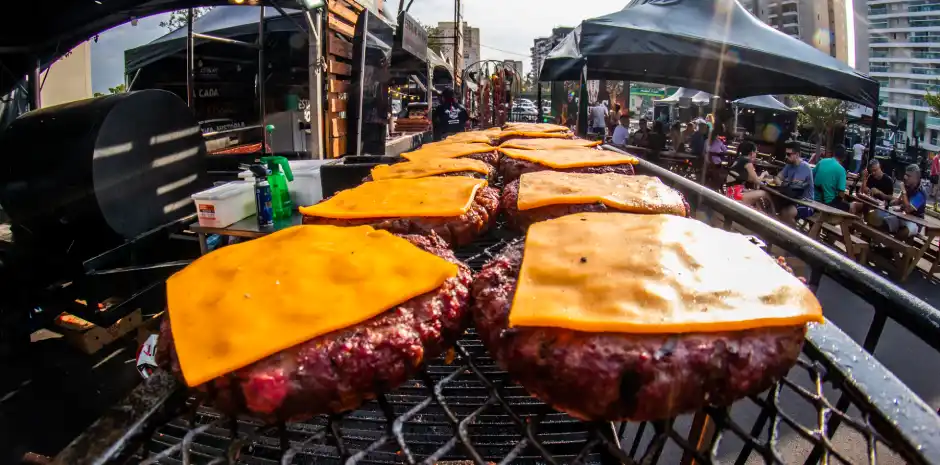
[432,87,469,141]
[868,164,928,240]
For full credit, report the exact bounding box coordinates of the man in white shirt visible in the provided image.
[589,102,609,136]
[852,142,866,173]
[612,114,630,146]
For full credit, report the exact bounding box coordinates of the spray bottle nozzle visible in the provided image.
[248,164,268,178]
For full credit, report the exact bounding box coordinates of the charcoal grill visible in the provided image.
[52,157,940,465]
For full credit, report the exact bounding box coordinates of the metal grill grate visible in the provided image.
[124,233,930,465]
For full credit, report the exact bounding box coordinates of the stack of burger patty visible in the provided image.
[155,123,822,429]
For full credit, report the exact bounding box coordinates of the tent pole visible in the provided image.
[305,8,323,159]
[29,57,41,110]
[537,82,543,122]
[186,8,194,107]
[867,88,881,170]
[577,68,588,137]
[259,4,267,155]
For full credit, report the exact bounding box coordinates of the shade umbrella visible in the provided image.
[539,0,878,107]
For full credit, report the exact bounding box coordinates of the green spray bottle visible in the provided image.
[260,155,294,219]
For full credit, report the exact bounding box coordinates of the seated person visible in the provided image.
[750,141,815,227]
[611,114,630,146]
[669,122,684,152]
[867,164,928,241]
[647,121,667,157]
[630,118,651,147]
[813,146,849,211]
[849,159,894,215]
[688,123,708,157]
[707,133,728,167]
[724,141,766,209]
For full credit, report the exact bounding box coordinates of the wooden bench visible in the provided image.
[818,222,869,265]
[850,221,918,281]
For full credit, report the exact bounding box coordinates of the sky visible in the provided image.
[90,1,629,93]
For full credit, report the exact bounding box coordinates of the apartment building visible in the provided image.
[869,0,940,150]
[743,0,851,62]
[531,27,574,80]
[436,22,480,78]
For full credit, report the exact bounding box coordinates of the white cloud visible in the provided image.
[390,0,628,75]
[91,14,168,94]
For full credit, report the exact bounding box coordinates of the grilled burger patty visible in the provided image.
[157,233,472,423]
[498,156,635,183]
[471,241,806,422]
[499,179,690,231]
[303,185,501,247]
[464,150,500,167]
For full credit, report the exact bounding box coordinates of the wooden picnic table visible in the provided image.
[761,184,861,260]
[850,193,940,279]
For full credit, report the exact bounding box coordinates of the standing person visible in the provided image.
[852,140,867,174]
[682,121,697,150]
[589,101,608,137]
[707,132,728,167]
[608,103,622,135]
[930,153,940,207]
[689,122,709,157]
[868,164,928,241]
[432,87,469,141]
[849,159,895,214]
[611,114,630,147]
[813,145,849,211]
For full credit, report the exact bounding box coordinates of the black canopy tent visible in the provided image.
[539,0,880,153]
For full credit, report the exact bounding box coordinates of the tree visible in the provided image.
[424,25,444,55]
[791,95,848,156]
[925,90,940,117]
[160,8,212,32]
[108,84,127,94]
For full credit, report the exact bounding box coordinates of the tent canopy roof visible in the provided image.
[125,6,306,74]
[655,87,700,103]
[734,95,796,113]
[539,0,878,107]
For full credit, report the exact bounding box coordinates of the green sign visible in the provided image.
[630,85,666,97]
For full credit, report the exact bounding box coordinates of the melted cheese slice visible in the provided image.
[517,172,687,215]
[371,158,491,180]
[499,147,639,169]
[502,123,571,133]
[498,130,572,142]
[402,142,495,161]
[167,225,458,387]
[442,132,496,144]
[300,177,487,218]
[500,138,602,150]
[510,213,822,334]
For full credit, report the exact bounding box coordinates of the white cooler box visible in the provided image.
[191,181,255,228]
[238,160,333,209]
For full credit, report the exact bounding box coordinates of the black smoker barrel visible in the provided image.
[0,90,209,265]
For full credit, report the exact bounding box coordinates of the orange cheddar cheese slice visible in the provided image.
[499,138,601,150]
[402,142,496,161]
[300,177,487,219]
[517,172,687,216]
[442,131,496,145]
[167,225,458,387]
[497,130,572,142]
[371,158,491,180]
[502,122,571,133]
[499,147,639,169]
[510,213,822,334]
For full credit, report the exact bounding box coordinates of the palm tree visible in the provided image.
[791,95,848,160]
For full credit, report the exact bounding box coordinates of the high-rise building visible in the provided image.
[531,27,574,79]
[868,0,940,151]
[436,22,480,79]
[744,0,850,63]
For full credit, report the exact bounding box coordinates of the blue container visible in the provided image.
[255,180,274,228]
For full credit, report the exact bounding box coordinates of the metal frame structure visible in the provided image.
[51,148,940,465]
[182,1,325,158]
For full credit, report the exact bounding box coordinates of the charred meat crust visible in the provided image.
[471,242,806,422]
[500,179,690,231]
[157,232,473,423]
[464,150,500,168]
[302,186,501,247]
[497,157,635,183]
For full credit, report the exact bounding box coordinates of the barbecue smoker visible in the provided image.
[54,158,940,465]
[0,90,208,362]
